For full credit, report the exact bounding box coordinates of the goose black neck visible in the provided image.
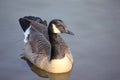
[48,27,65,60]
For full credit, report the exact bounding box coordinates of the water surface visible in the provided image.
[0,0,120,80]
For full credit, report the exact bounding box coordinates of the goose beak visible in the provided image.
[65,30,74,35]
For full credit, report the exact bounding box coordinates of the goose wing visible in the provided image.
[24,16,47,26]
[19,16,51,60]
[29,20,49,40]
[29,28,51,60]
[19,16,49,40]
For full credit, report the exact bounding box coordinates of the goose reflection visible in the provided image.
[22,58,72,80]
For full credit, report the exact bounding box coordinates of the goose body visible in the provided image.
[19,16,74,73]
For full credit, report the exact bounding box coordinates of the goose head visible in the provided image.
[48,19,74,35]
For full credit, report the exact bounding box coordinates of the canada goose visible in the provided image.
[19,16,74,73]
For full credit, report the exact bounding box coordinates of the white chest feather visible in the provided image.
[45,55,73,73]
[24,26,31,43]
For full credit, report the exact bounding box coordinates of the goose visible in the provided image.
[19,16,74,73]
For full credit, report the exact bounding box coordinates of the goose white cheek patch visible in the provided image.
[52,24,61,33]
[24,26,31,43]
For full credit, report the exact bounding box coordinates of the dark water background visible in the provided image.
[0,0,120,80]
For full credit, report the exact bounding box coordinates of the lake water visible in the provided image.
[0,0,120,80]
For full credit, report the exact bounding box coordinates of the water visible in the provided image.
[0,0,120,80]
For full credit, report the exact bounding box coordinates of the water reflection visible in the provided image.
[22,58,71,80]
